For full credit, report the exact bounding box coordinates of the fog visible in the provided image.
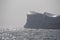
[0,0,60,30]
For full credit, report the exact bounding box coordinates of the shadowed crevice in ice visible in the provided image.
[24,11,60,29]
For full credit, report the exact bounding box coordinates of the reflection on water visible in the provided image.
[0,29,60,40]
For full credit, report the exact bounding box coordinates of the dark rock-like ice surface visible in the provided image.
[24,11,60,29]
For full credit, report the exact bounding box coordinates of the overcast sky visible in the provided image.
[0,0,60,30]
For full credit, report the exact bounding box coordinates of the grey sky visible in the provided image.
[0,0,60,30]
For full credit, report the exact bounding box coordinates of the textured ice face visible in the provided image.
[27,11,41,15]
[52,15,58,17]
[44,12,58,17]
[24,11,60,29]
[27,11,58,17]
[27,12,32,15]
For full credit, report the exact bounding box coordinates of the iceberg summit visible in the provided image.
[24,11,60,29]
